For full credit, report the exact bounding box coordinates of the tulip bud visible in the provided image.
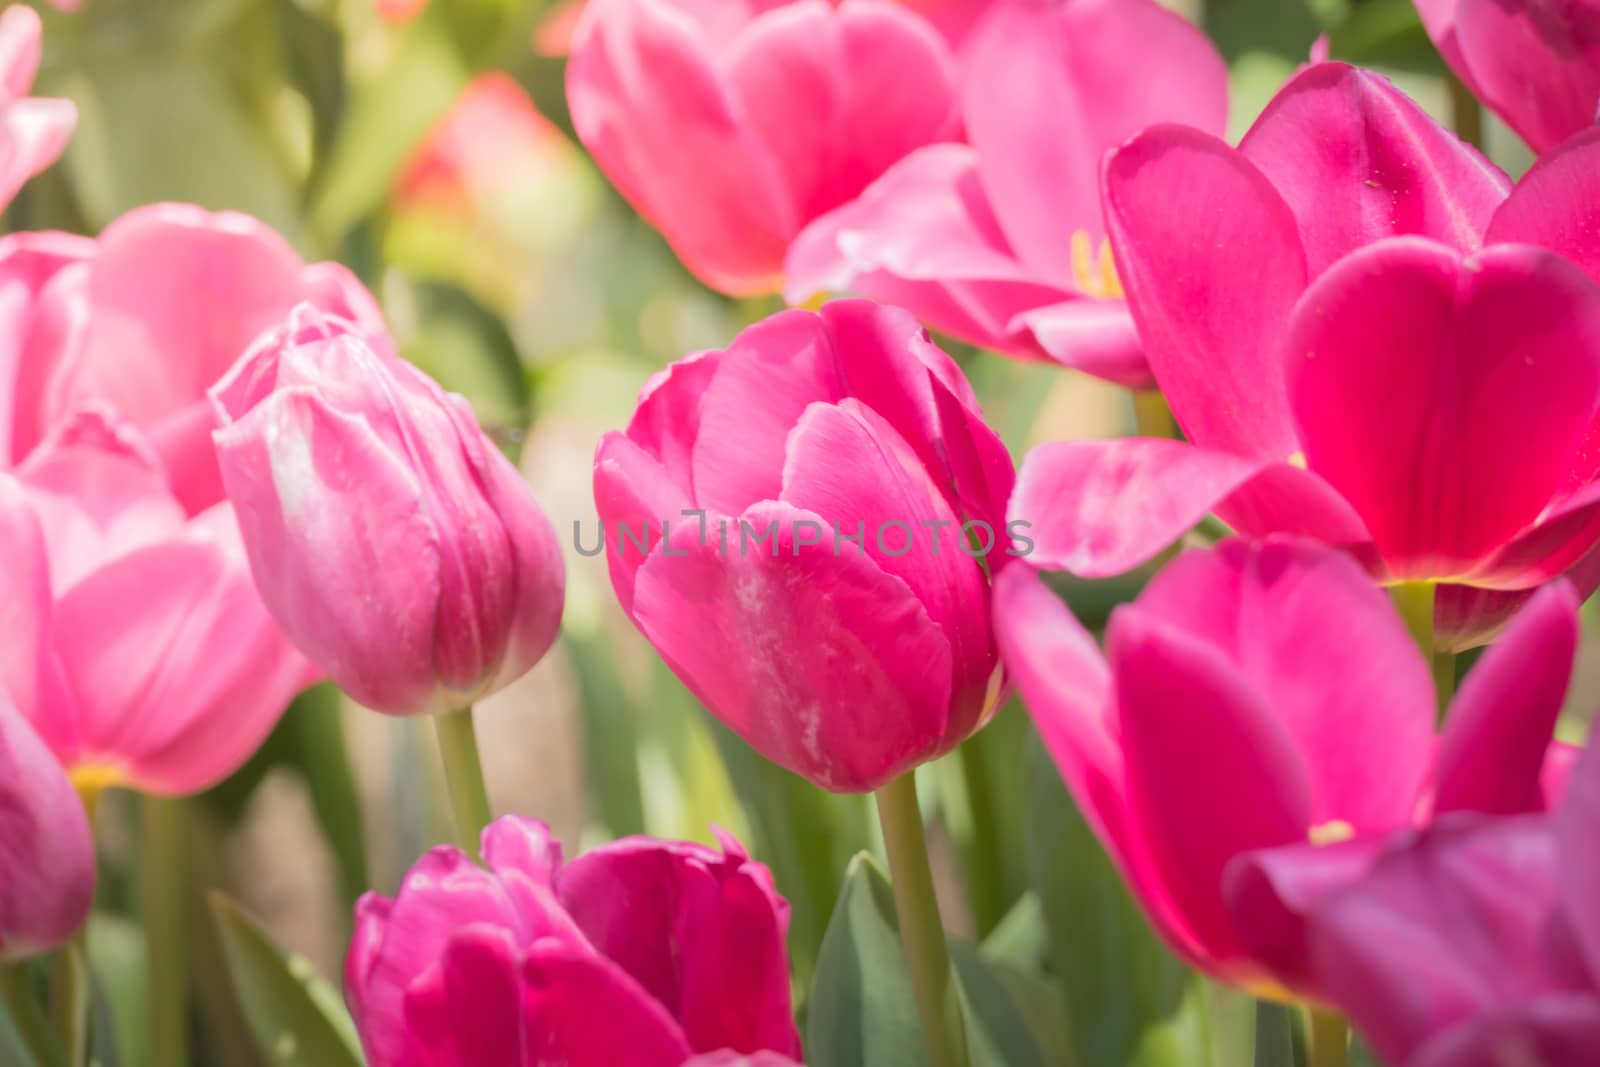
[344,817,800,1067]
[0,6,76,212]
[566,0,958,295]
[594,300,1013,792]
[0,693,93,960]
[210,307,565,717]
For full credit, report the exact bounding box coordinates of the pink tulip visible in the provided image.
[0,6,75,212]
[1012,63,1600,648]
[345,816,801,1067]
[1236,738,1600,1065]
[1415,0,1600,154]
[1,202,388,513]
[0,691,93,960]
[0,413,315,794]
[593,300,1013,792]
[993,536,1579,990]
[211,307,565,718]
[566,0,960,296]
[786,0,1226,386]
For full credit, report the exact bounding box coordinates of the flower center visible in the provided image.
[1308,820,1355,847]
[1070,230,1125,300]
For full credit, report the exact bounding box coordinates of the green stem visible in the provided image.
[874,773,971,1067]
[3,964,58,1067]
[1433,651,1457,713]
[955,740,1006,937]
[142,795,188,1067]
[1448,72,1485,150]
[47,940,87,1067]
[433,706,494,855]
[1388,582,1455,718]
[1132,390,1177,440]
[1307,1007,1349,1067]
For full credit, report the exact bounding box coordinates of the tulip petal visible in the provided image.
[0,231,92,465]
[594,432,698,614]
[1288,238,1600,580]
[1409,999,1600,1067]
[1012,299,1151,388]
[629,501,953,792]
[557,834,800,1057]
[0,94,74,215]
[1138,539,1434,829]
[1434,582,1578,817]
[1102,125,1307,458]
[963,0,1227,279]
[1557,741,1600,985]
[0,474,76,757]
[518,940,696,1067]
[1239,63,1508,274]
[1455,0,1600,154]
[1008,438,1367,578]
[1487,126,1600,286]
[1109,605,1314,970]
[401,927,529,1067]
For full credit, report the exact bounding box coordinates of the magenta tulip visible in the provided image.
[787,0,1225,386]
[1,202,388,512]
[0,413,314,794]
[211,307,564,718]
[1013,62,1600,648]
[593,299,1013,792]
[1415,0,1600,154]
[993,537,1579,991]
[566,0,959,296]
[0,691,93,960]
[0,6,75,213]
[345,816,801,1067]
[1238,738,1600,1065]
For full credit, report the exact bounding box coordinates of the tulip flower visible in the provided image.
[787,0,1226,386]
[0,6,75,213]
[345,816,802,1067]
[1013,62,1600,648]
[2,202,388,512]
[211,306,564,718]
[0,691,94,960]
[1415,0,1600,154]
[0,413,314,795]
[1234,737,1600,1065]
[593,299,1013,792]
[566,0,960,296]
[993,537,1579,991]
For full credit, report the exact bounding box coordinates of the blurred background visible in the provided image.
[12,0,1591,1063]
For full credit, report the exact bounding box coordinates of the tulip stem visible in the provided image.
[1389,582,1454,718]
[48,936,88,1067]
[1447,72,1485,150]
[434,706,494,856]
[143,794,188,1067]
[1132,389,1177,440]
[1307,1007,1349,1067]
[875,772,971,1067]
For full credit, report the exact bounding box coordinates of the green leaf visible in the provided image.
[941,706,1031,938]
[0,964,64,1067]
[807,853,1058,1067]
[277,0,345,183]
[88,916,148,1067]
[1024,731,1209,1067]
[210,894,364,1067]
[1254,1000,1299,1067]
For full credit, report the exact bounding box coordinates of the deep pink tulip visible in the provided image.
[593,300,1013,792]
[0,202,388,512]
[1012,63,1600,648]
[0,413,315,794]
[0,6,75,212]
[0,690,93,960]
[346,816,801,1067]
[993,537,1579,991]
[211,307,564,718]
[566,0,960,296]
[1415,0,1600,154]
[786,0,1226,386]
[1234,738,1600,1065]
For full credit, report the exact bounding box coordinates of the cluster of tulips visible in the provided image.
[3,0,1600,1065]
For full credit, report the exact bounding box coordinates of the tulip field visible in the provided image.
[3,0,1600,1065]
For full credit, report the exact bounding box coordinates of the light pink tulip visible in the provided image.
[786,0,1226,386]
[1231,738,1600,1066]
[593,300,1013,792]
[0,690,93,960]
[566,0,960,296]
[0,413,315,795]
[1013,63,1600,648]
[1415,0,1600,154]
[346,816,801,1067]
[0,6,75,211]
[1,202,388,512]
[994,537,1579,991]
[211,307,564,717]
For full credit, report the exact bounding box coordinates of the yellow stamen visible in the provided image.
[71,765,124,822]
[1070,230,1125,300]
[1286,451,1308,469]
[1308,820,1355,847]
